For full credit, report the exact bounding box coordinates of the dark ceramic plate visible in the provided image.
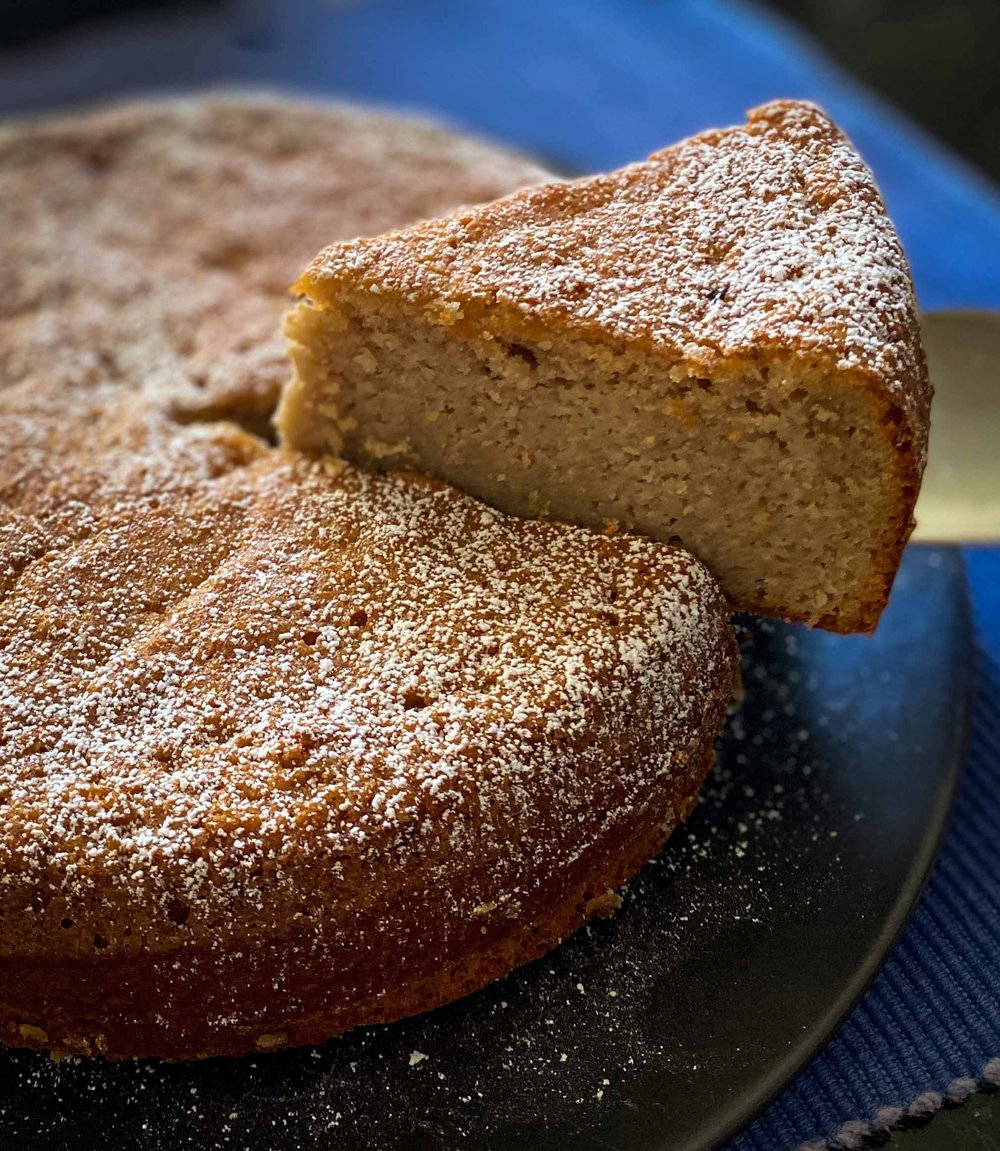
[0,546,970,1151]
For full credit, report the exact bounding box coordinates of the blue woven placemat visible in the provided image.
[2,1,998,1145]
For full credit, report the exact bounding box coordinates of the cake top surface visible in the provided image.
[300,100,929,443]
[0,410,730,946]
[0,95,734,954]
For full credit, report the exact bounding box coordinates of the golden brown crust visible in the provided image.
[0,736,717,1062]
[0,96,737,1060]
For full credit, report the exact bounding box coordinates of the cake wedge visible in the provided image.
[279,100,930,633]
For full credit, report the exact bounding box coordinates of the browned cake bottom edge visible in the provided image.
[0,743,715,1063]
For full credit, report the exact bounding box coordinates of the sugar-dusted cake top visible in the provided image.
[0,95,735,960]
[299,101,929,452]
[0,412,733,949]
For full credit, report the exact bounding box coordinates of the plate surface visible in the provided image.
[0,546,970,1151]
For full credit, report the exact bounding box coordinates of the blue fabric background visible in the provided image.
[3,1,998,1145]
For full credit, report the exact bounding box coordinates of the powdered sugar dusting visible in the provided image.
[0,431,732,942]
[303,100,928,457]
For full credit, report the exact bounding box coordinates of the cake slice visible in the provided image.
[279,100,930,633]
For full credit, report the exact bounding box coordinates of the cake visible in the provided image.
[280,100,930,633]
[0,96,738,1060]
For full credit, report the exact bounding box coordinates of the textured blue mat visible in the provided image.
[2,1,998,1145]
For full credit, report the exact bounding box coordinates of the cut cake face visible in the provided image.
[281,100,930,632]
